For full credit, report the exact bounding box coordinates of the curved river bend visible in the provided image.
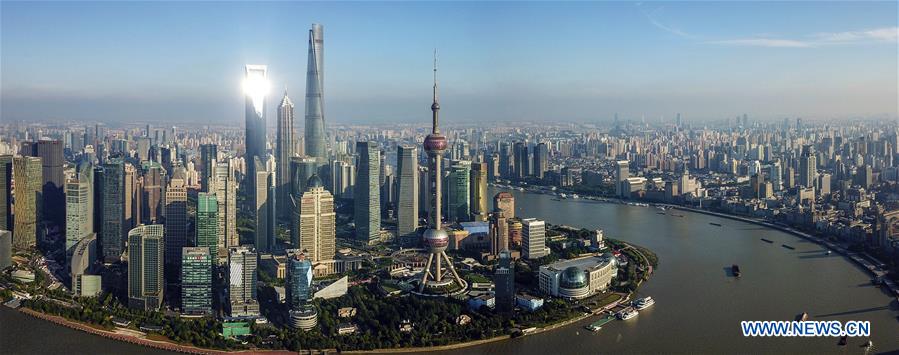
[2,187,897,354]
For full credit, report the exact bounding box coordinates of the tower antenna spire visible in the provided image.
[431,48,440,134]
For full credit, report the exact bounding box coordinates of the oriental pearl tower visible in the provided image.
[419,51,466,294]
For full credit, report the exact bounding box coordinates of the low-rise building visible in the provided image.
[516,293,545,311]
[538,254,617,300]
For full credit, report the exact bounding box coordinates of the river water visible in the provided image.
[2,187,897,354]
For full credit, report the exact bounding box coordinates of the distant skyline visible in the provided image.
[1,1,897,124]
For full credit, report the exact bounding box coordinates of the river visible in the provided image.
[2,186,897,354]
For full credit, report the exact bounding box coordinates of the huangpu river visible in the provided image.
[3,186,897,354]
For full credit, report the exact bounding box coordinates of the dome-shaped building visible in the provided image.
[558,266,590,299]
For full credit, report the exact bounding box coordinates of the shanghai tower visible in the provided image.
[304,24,326,160]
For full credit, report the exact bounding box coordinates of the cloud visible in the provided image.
[707,38,813,48]
[639,4,694,39]
[814,27,899,43]
[708,27,898,48]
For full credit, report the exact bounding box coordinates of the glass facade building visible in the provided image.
[181,247,212,315]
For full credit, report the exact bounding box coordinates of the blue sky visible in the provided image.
[1,1,896,124]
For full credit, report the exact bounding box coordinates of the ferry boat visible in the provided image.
[782,244,795,250]
[657,206,667,211]
[732,264,741,277]
[709,222,722,227]
[760,238,774,243]
[634,296,655,310]
[572,194,580,199]
[617,308,639,320]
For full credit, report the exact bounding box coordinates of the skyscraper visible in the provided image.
[305,24,326,160]
[354,141,380,243]
[446,161,471,223]
[181,247,212,315]
[65,170,93,255]
[493,192,515,219]
[254,158,275,253]
[196,193,219,262]
[228,246,259,316]
[616,160,630,198]
[70,234,99,297]
[165,176,188,275]
[141,162,164,224]
[22,140,65,228]
[297,176,335,262]
[469,162,488,222]
[494,249,515,312]
[286,251,317,330]
[127,224,164,311]
[214,161,238,254]
[13,156,41,250]
[99,159,125,262]
[522,218,547,260]
[419,52,465,294]
[199,144,217,192]
[244,65,268,189]
[799,145,816,189]
[395,145,419,237]
[534,142,548,179]
[276,90,296,222]
[0,155,11,231]
[489,207,509,256]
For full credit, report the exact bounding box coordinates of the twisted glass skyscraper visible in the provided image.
[305,24,326,160]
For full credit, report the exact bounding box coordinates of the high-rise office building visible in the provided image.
[395,145,419,237]
[534,142,548,179]
[276,91,297,222]
[615,160,630,198]
[305,24,326,160]
[244,64,268,187]
[469,162,488,222]
[418,52,465,293]
[856,165,873,189]
[446,161,471,223]
[141,162,165,224]
[71,233,99,297]
[354,141,380,243]
[494,249,515,312]
[297,176,335,262]
[0,156,11,231]
[13,156,41,250]
[254,158,275,253]
[493,192,515,219]
[165,176,188,275]
[127,224,164,311]
[99,159,125,262]
[286,251,317,330]
[329,159,355,199]
[181,247,212,315]
[65,172,93,255]
[289,157,319,199]
[799,145,816,189]
[522,218,547,260]
[124,163,139,229]
[513,142,528,179]
[22,140,65,228]
[199,144,217,192]
[228,246,259,316]
[489,207,509,256]
[196,193,219,262]
[214,161,238,253]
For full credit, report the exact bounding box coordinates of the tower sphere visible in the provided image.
[423,228,449,253]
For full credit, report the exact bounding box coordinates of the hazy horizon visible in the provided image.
[2,1,897,124]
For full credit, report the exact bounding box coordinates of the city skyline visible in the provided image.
[1,1,896,124]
